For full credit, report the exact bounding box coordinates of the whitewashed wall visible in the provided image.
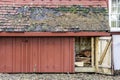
[113,35,120,70]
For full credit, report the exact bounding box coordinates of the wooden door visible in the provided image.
[96,37,113,75]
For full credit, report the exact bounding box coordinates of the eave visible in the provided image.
[111,32,120,35]
[0,32,111,37]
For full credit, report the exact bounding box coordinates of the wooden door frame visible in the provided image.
[75,37,96,72]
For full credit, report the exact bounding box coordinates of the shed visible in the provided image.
[0,0,113,74]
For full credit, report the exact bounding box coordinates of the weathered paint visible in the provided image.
[0,0,108,7]
[113,35,120,70]
[0,37,74,73]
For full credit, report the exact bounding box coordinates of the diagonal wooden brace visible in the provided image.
[99,39,111,65]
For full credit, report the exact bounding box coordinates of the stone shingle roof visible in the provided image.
[0,6,109,32]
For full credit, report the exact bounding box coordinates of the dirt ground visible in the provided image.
[0,73,120,80]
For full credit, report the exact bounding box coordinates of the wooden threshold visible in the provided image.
[75,67,95,72]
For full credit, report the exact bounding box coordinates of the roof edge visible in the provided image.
[0,32,110,37]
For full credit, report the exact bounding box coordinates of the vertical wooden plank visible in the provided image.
[26,38,30,72]
[26,37,29,72]
[91,37,95,67]
[41,38,48,72]
[5,38,13,72]
[13,38,21,72]
[25,38,27,72]
[54,38,61,72]
[47,38,55,72]
[24,38,27,72]
[29,38,33,72]
[12,38,15,72]
[21,38,23,72]
[46,37,49,72]
[0,38,5,72]
[12,38,14,72]
[95,37,99,72]
[69,38,71,72]
[61,38,64,72]
[20,38,22,72]
[21,38,25,72]
[69,37,75,73]
[32,37,38,72]
[40,38,43,72]
[63,37,70,72]
[37,37,41,72]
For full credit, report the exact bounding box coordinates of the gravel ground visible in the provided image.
[0,73,120,80]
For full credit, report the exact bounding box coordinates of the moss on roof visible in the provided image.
[0,6,109,32]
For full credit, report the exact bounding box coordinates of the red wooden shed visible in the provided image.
[0,0,113,74]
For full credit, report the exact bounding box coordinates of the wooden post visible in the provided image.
[95,37,99,72]
[91,37,94,67]
[79,37,81,52]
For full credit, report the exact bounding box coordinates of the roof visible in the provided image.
[0,0,108,7]
[0,6,109,32]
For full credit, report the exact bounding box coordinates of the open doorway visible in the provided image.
[75,37,95,72]
[75,37,92,67]
[74,36,113,74]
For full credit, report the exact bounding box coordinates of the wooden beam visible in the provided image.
[75,67,95,72]
[95,37,99,72]
[99,39,111,65]
[91,37,94,67]
[111,32,120,35]
[0,32,111,37]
